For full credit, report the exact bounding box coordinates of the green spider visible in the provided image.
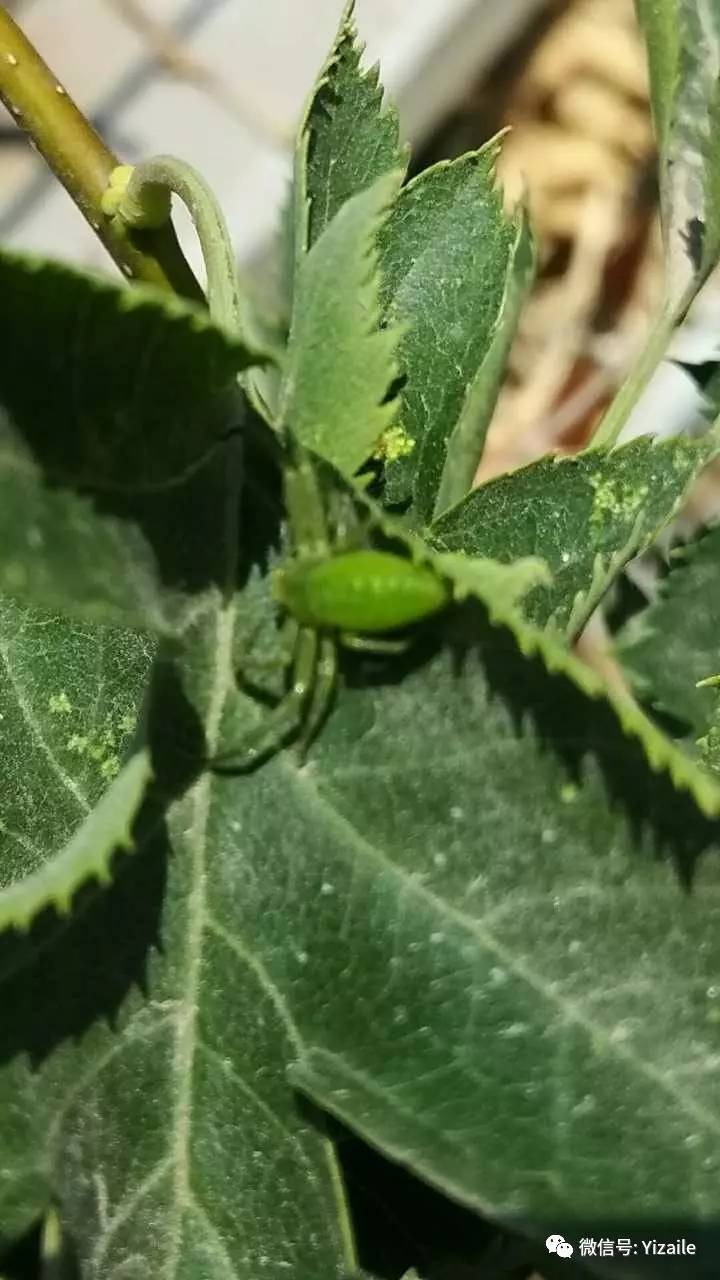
[214,449,451,770]
[102,159,449,770]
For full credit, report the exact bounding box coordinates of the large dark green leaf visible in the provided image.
[4,562,720,1272]
[0,237,352,1268]
[209,609,720,1234]
[0,253,266,639]
[430,433,719,634]
[616,524,720,735]
[0,252,256,490]
[282,628,720,1221]
[0,747,151,931]
[0,593,154,929]
[0,420,168,633]
[377,143,528,522]
[0,448,358,1275]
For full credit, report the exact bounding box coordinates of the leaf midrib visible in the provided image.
[164,598,238,1277]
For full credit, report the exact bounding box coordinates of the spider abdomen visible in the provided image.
[275,549,450,632]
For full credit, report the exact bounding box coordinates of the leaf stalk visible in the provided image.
[0,6,202,302]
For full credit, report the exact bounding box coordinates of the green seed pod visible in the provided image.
[274,550,450,633]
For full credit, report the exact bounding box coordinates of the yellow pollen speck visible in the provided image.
[373,425,415,463]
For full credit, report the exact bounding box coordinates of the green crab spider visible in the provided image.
[101,157,450,770]
[213,450,452,771]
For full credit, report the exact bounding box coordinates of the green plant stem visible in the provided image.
[113,156,243,335]
[589,303,677,448]
[0,6,202,303]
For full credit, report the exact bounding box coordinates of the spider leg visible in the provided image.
[284,450,329,557]
[297,633,337,759]
[339,632,412,655]
[211,624,318,772]
[235,615,298,704]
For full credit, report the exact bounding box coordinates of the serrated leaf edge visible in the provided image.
[614,522,720,721]
[293,0,408,266]
[283,169,406,475]
[500,612,720,816]
[561,430,720,637]
[0,749,152,933]
[356,480,720,817]
[430,429,720,639]
[0,248,262,361]
[378,137,526,513]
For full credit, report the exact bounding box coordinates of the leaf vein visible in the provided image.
[205,913,304,1053]
[197,1037,322,1185]
[46,1011,175,1161]
[91,1155,174,1272]
[0,639,91,813]
[164,600,237,1278]
[293,766,720,1134]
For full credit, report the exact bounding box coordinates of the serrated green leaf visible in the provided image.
[498,604,720,816]
[0,251,256,491]
[376,142,527,523]
[429,433,719,635]
[0,253,259,635]
[0,596,154,926]
[0,749,151,932]
[616,525,720,735]
[0,448,357,1275]
[636,0,720,305]
[0,420,168,633]
[289,0,407,302]
[281,172,403,476]
[301,0,407,255]
[435,552,550,611]
[6,579,720,1268]
[310,461,712,812]
[276,622,720,1224]
[158,605,720,1243]
[359,490,720,809]
[4,424,720,1271]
